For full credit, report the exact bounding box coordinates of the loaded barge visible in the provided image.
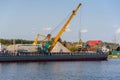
[0,3,108,62]
[0,52,108,62]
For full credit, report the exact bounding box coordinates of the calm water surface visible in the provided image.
[0,59,120,80]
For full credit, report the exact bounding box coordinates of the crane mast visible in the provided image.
[33,34,46,45]
[49,3,82,51]
[33,34,40,46]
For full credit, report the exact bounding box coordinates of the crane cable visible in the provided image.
[79,6,82,40]
[49,11,72,35]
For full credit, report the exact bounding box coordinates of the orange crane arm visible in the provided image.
[49,3,82,51]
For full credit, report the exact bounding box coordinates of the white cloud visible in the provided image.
[65,28,71,32]
[32,27,36,30]
[43,27,51,31]
[112,25,120,34]
[116,28,120,34]
[80,29,88,33]
[113,25,119,28]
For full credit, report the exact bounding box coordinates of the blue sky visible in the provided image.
[0,0,120,43]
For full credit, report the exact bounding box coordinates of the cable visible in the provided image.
[49,11,72,35]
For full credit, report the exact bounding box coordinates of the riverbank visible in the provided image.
[108,55,120,59]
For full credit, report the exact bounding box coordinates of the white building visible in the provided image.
[0,43,6,52]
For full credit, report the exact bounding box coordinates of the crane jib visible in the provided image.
[49,3,82,51]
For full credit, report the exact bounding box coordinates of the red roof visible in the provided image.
[87,40,102,46]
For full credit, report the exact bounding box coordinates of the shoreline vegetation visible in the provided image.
[0,39,33,45]
[0,38,119,52]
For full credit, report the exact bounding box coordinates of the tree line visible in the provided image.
[0,39,33,45]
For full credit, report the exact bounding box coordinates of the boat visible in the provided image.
[0,3,108,62]
[0,51,108,62]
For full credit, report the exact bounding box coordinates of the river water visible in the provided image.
[0,59,120,80]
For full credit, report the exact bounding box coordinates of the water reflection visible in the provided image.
[0,59,120,80]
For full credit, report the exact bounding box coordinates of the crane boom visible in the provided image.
[49,3,82,51]
[33,34,40,46]
[33,34,46,45]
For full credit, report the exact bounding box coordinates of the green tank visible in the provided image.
[111,50,120,55]
[111,46,120,55]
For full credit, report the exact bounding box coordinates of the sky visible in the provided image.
[0,0,120,43]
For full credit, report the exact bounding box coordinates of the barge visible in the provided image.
[0,3,108,62]
[0,52,108,62]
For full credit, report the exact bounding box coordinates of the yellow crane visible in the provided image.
[40,34,51,44]
[77,39,83,47]
[33,34,46,45]
[49,3,82,51]
[33,34,40,45]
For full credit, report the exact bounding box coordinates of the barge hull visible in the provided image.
[0,53,108,62]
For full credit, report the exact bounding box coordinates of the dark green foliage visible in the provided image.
[0,38,33,45]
